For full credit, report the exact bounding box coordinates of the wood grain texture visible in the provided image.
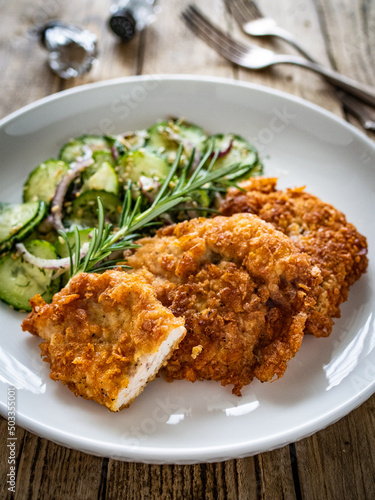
[295,397,375,500]
[234,0,345,114]
[312,0,375,134]
[141,0,235,77]
[0,0,374,499]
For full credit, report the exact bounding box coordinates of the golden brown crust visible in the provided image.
[220,177,368,337]
[22,271,185,411]
[126,214,322,395]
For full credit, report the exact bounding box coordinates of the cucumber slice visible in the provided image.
[59,135,112,164]
[116,149,170,185]
[207,134,263,180]
[82,162,119,194]
[114,131,147,155]
[55,228,93,258]
[11,202,47,245]
[0,201,45,250]
[146,119,207,160]
[81,151,119,195]
[23,159,70,204]
[63,190,122,229]
[91,150,115,167]
[0,240,60,311]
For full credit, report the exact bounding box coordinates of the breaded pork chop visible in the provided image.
[22,271,185,411]
[125,214,322,395]
[220,177,368,337]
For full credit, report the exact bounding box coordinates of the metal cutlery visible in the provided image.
[225,0,375,130]
[182,5,375,110]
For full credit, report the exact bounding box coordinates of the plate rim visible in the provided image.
[0,74,374,463]
[1,73,375,151]
[2,383,370,463]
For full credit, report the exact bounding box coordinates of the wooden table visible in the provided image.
[1,1,374,498]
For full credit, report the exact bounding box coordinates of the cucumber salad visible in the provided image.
[0,118,263,312]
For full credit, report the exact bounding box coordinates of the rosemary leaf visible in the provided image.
[58,230,74,277]
[66,144,248,277]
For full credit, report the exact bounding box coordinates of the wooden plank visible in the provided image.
[295,395,375,499]
[6,429,104,500]
[0,0,141,113]
[141,0,235,77]
[233,2,375,498]
[249,447,299,500]
[234,0,343,116]
[60,0,142,91]
[0,416,26,500]
[104,460,239,500]
[312,0,375,137]
[313,0,375,84]
[0,0,66,118]
[232,0,344,115]
[101,448,297,499]
[232,0,375,138]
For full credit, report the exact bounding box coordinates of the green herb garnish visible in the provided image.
[61,143,245,277]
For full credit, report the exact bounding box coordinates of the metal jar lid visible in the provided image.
[108,9,137,42]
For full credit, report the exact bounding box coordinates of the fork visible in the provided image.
[225,0,375,131]
[182,5,375,109]
[225,0,314,60]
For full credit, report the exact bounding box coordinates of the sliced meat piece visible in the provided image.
[22,270,185,411]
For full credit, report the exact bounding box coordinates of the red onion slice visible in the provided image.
[51,158,94,231]
[111,144,119,161]
[16,242,90,273]
[209,138,233,159]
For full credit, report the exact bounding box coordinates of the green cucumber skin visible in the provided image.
[113,132,146,156]
[116,150,170,185]
[23,159,70,204]
[0,239,60,311]
[91,150,115,167]
[0,201,40,244]
[59,135,112,164]
[10,202,47,244]
[55,228,93,258]
[205,133,263,179]
[0,201,46,252]
[81,160,119,196]
[146,119,207,158]
[63,190,122,229]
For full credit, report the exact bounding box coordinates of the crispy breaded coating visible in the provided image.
[125,214,322,395]
[22,271,185,411]
[220,177,368,337]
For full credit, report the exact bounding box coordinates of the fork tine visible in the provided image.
[183,5,251,59]
[237,0,264,21]
[224,0,248,26]
[182,11,244,65]
[182,7,249,64]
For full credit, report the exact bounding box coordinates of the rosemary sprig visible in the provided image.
[64,143,245,277]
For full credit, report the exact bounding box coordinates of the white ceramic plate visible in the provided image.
[0,76,374,464]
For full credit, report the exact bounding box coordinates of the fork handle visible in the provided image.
[335,91,375,131]
[274,54,375,108]
[267,27,314,61]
